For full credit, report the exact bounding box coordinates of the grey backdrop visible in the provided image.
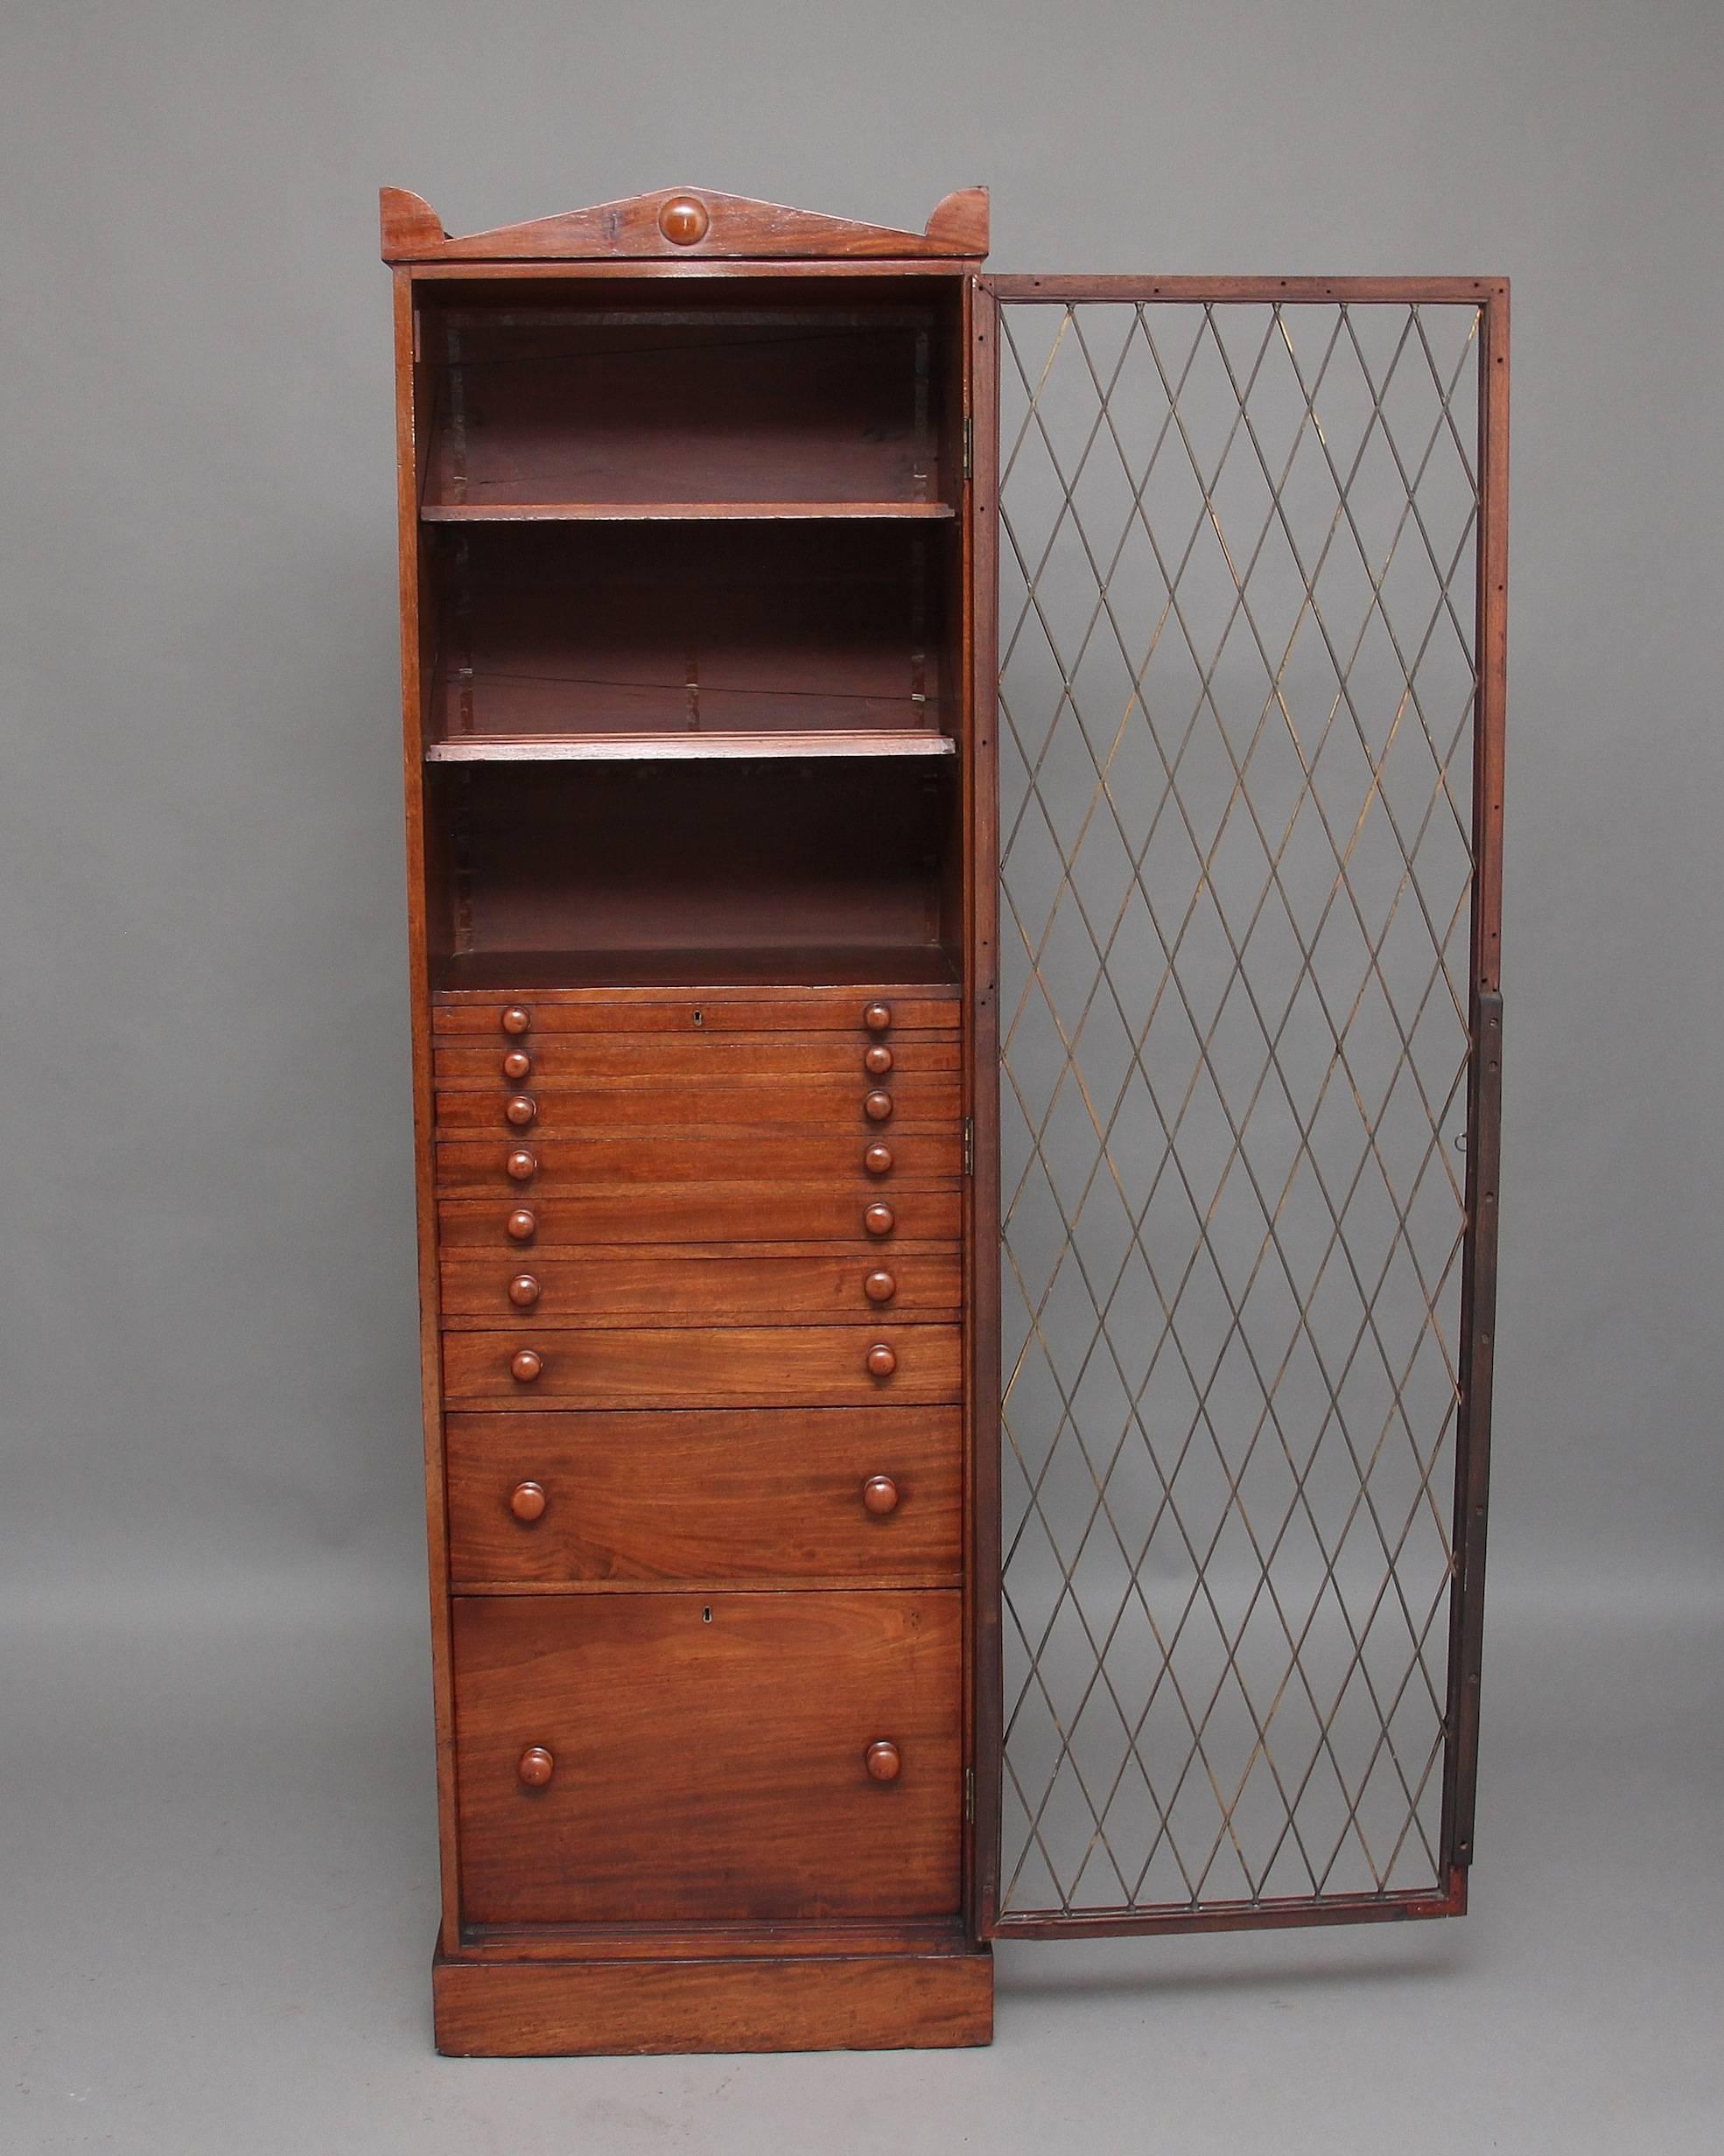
[2,3,1720,2151]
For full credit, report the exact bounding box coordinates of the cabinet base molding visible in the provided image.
[431,1941,994,2056]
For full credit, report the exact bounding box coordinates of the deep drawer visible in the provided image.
[438,1182,964,1250]
[452,1590,962,1925]
[445,1406,962,1587]
[440,1242,961,1327]
[441,1324,964,1409]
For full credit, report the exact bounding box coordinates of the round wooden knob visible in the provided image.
[501,1006,531,1036]
[864,1044,894,1075]
[508,1273,542,1307]
[506,1208,537,1242]
[501,1048,531,1081]
[865,1740,902,1782]
[510,1348,543,1383]
[864,1201,895,1237]
[505,1094,537,1128]
[864,1143,894,1176]
[506,1149,537,1182]
[866,1342,897,1378]
[509,1480,547,1522]
[864,1269,896,1304]
[863,1004,892,1034]
[862,1474,901,1516]
[864,1089,894,1123]
[658,193,711,244]
[517,1745,554,1786]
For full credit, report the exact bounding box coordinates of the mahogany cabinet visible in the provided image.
[384,184,1507,2055]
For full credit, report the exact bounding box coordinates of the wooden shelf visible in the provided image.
[421,501,956,523]
[426,731,955,764]
[433,945,963,992]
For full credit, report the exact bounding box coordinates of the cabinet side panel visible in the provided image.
[394,264,460,1940]
[964,278,1003,1936]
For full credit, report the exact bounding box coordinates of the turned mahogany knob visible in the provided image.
[864,1201,895,1237]
[864,1269,897,1304]
[505,1094,537,1128]
[864,1044,894,1075]
[509,1480,547,1522]
[501,1006,531,1036]
[508,1273,542,1307]
[865,1739,902,1782]
[517,1745,555,1786]
[658,193,711,244]
[866,1342,897,1378]
[864,1089,894,1123]
[510,1348,543,1383]
[862,1474,901,1516]
[864,1143,894,1176]
[506,1149,537,1182]
[506,1208,537,1242]
[501,1048,531,1081]
[864,1003,892,1034]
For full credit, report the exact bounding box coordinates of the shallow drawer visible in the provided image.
[434,1032,959,1087]
[434,1128,962,1194]
[445,1406,962,1588]
[440,1242,961,1327]
[433,1068,960,1138]
[438,1182,964,1250]
[452,1590,962,1925]
[441,1324,963,1410]
[432,990,960,1036]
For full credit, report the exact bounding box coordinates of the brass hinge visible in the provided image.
[963,1116,974,1176]
[964,1768,975,1824]
[963,415,973,482]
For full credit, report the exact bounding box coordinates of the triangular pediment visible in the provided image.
[380,184,987,264]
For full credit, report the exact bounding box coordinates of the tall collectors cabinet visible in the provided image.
[385,185,1509,2057]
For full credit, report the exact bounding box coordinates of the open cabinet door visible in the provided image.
[971,275,1506,1938]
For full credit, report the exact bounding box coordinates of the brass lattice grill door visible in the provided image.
[978,277,1506,1938]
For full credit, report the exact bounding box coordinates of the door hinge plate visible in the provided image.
[963,1116,974,1176]
[963,415,973,482]
[964,1767,975,1824]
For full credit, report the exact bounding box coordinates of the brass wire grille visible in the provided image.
[994,295,1487,1922]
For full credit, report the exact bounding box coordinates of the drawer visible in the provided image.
[445,1407,962,1587]
[432,990,960,1037]
[435,1032,960,1088]
[434,1128,962,1194]
[440,1242,962,1327]
[433,1068,961,1138]
[442,1324,964,1409]
[452,1590,962,1924]
[438,1183,964,1250]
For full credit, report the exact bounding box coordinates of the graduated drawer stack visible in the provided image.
[431,984,966,1931]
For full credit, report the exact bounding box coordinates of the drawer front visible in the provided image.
[438,1183,964,1250]
[441,1243,961,1327]
[433,1068,961,1138]
[446,1407,962,1586]
[432,991,959,1037]
[452,1591,962,1924]
[442,1325,964,1409]
[434,1129,962,1194]
[435,1033,959,1088]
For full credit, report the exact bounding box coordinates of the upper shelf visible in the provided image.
[426,730,954,764]
[421,500,955,524]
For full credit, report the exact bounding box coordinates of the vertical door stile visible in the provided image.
[982,273,1506,1939]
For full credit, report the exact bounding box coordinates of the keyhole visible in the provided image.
[702,1606,712,1623]
[692,1008,704,1028]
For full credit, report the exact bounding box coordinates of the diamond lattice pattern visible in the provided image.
[998,299,1482,1917]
